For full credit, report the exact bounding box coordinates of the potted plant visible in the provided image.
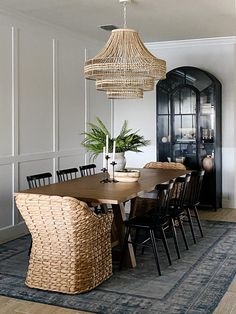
[81,117,150,170]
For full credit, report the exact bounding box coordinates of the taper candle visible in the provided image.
[102,146,106,168]
[105,135,109,155]
[112,140,116,162]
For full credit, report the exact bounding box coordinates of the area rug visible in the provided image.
[1,220,236,314]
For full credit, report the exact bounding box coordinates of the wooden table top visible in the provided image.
[19,168,191,205]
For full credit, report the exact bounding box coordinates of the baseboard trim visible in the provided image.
[0,222,29,244]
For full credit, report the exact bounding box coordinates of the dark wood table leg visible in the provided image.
[112,203,136,268]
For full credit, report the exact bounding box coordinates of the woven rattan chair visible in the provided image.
[144,161,186,170]
[26,172,53,256]
[15,193,113,294]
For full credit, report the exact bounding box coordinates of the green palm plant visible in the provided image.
[81,117,150,160]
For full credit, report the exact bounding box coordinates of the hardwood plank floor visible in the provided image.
[1,207,236,314]
[199,208,236,314]
[0,295,88,314]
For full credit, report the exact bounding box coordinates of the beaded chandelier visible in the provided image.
[84,0,166,99]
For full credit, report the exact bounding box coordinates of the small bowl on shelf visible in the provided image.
[114,169,140,182]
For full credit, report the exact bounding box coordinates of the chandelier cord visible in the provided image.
[123,1,127,28]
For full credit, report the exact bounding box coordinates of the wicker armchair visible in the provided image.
[15,193,113,294]
[144,161,186,170]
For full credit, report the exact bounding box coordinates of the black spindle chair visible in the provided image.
[56,168,79,182]
[183,170,205,243]
[120,180,180,275]
[169,174,191,251]
[27,172,52,189]
[79,164,96,177]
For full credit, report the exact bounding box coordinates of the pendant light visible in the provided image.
[84,0,166,99]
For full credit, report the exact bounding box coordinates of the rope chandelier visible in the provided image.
[84,0,166,99]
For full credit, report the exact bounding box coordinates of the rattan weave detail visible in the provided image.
[144,161,186,170]
[15,193,113,294]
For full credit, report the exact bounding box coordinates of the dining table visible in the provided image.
[19,167,191,268]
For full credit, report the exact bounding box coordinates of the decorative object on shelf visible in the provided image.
[81,117,150,171]
[202,155,214,172]
[175,157,185,164]
[114,169,140,182]
[84,0,166,99]
[161,136,168,143]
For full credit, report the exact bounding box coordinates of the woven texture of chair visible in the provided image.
[15,193,113,294]
[144,161,186,170]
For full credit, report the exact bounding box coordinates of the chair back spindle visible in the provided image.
[186,170,205,207]
[79,164,96,177]
[27,172,52,189]
[56,168,78,182]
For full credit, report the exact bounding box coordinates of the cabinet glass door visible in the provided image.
[172,86,198,168]
[156,66,222,209]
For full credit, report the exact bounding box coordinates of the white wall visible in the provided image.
[114,37,236,208]
[0,9,111,242]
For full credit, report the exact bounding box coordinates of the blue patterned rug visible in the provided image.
[1,220,236,314]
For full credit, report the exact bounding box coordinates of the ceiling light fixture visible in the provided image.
[84,0,166,99]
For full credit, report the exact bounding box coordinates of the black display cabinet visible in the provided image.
[156,66,222,210]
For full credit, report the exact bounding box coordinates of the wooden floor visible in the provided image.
[0,295,88,314]
[1,208,236,314]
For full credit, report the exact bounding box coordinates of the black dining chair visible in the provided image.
[79,164,96,177]
[120,180,180,275]
[169,174,191,251]
[27,172,52,189]
[56,168,79,182]
[183,170,205,244]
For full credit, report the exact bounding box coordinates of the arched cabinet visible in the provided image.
[156,66,222,209]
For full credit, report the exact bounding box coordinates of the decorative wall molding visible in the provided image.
[145,36,236,50]
[0,22,88,235]
[0,149,84,165]
[0,221,28,244]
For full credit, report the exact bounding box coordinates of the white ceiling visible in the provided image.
[0,0,235,42]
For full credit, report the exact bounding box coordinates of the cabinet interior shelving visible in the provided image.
[156,66,222,210]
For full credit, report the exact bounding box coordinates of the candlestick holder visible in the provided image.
[100,167,108,183]
[110,161,118,182]
[100,155,112,183]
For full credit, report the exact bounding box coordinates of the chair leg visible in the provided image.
[119,226,131,270]
[193,206,204,238]
[141,229,150,255]
[185,207,197,244]
[28,238,32,256]
[170,218,181,259]
[177,215,189,250]
[133,228,140,255]
[160,227,172,265]
[149,229,161,275]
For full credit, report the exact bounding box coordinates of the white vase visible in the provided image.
[108,152,126,175]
